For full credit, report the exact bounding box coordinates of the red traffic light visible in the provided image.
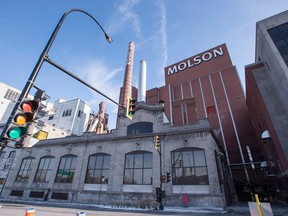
[161,175,166,183]
[21,100,39,112]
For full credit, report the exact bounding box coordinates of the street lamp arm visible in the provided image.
[45,56,124,108]
[44,8,112,55]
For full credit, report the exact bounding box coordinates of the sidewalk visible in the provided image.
[0,198,287,215]
[225,201,288,216]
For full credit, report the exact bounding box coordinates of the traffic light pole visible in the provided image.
[0,9,116,147]
[159,147,164,210]
[155,136,164,210]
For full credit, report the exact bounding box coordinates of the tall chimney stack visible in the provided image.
[121,42,135,108]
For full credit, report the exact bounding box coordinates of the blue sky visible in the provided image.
[1,0,287,129]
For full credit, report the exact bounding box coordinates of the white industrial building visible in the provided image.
[41,98,91,136]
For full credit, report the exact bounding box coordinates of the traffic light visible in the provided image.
[156,187,162,203]
[125,97,136,120]
[5,100,39,141]
[161,175,166,183]
[155,135,160,150]
[166,172,171,183]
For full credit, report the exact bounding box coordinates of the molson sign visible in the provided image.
[167,47,224,76]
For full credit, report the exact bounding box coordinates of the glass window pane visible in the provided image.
[195,167,208,185]
[182,151,194,167]
[103,156,111,169]
[279,46,288,54]
[275,39,287,47]
[134,154,143,168]
[143,153,152,168]
[183,167,196,184]
[194,150,206,166]
[270,33,282,41]
[88,156,96,169]
[59,159,65,169]
[125,154,134,168]
[64,157,72,169]
[143,169,152,185]
[39,159,45,169]
[42,158,50,169]
[279,23,288,31]
[71,157,77,169]
[94,170,102,183]
[173,151,182,168]
[133,169,142,184]
[268,27,279,35]
[124,169,133,184]
[95,156,103,169]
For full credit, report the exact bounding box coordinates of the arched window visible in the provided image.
[0,151,6,158]
[34,156,55,182]
[85,153,111,184]
[55,154,77,183]
[171,148,208,185]
[8,151,16,158]
[123,151,152,185]
[127,122,153,135]
[16,157,35,182]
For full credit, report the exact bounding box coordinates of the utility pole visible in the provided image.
[154,135,164,210]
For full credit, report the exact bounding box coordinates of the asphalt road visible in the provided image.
[0,202,287,216]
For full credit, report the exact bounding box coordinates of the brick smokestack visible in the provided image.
[121,41,135,108]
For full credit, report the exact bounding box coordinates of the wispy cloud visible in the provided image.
[155,0,168,68]
[75,59,122,105]
[74,59,123,128]
[107,0,141,38]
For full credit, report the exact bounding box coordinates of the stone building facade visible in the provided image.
[1,103,228,208]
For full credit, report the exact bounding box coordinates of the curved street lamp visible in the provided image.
[0,9,113,145]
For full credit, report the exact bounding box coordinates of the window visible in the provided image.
[181,104,188,124]
[78,110,83,118]
[4,164,11,170]
[171,148,209,185]
[16,157,35,182]
[62,109,72,117]
[85,153,111,184]
[34,156,55,182]
[127,122,153,135]
[123,151,153,185]
[55,155,77,183]
[0,151,6,158]
[268,22,288,67]
[0,178,5,184]
[4,89,20,102]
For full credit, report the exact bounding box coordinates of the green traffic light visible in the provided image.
[7,127,27,139]
[8,127,22,139]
